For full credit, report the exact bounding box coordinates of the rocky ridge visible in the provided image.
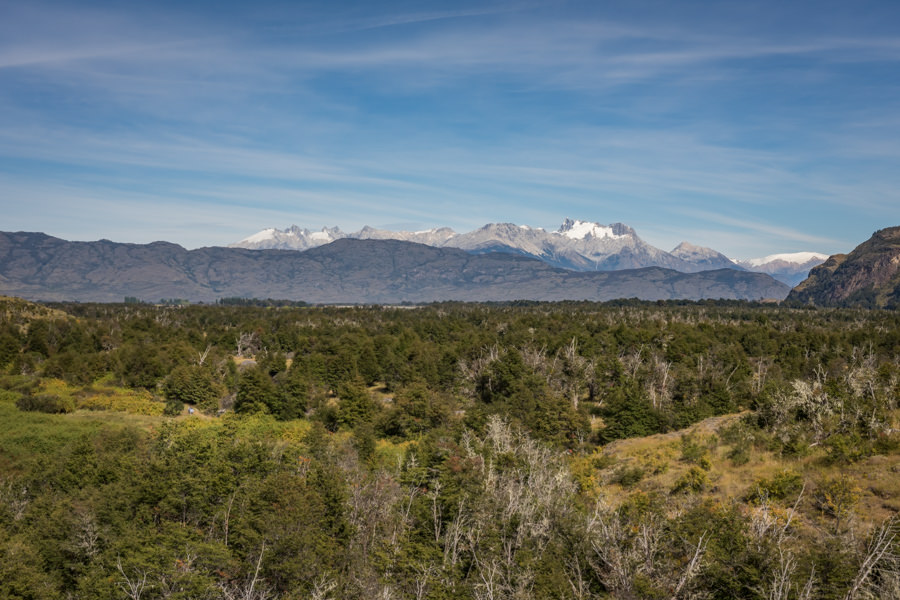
[787,227,900,308]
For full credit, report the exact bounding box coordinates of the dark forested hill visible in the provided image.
[0,232,789,303]
[787,226,900,308]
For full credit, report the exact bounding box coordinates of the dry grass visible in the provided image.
[0,295,71,330]
[588,411,900,534]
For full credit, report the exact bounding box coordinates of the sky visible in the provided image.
[1,0,898,259]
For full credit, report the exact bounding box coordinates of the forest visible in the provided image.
[1,296,899,599]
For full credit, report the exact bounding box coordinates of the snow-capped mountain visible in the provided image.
[355,225,458,246]
[734,252,829,287]
[670,242,742,271]
[230,219,822,281]
[738,252,830,270]
[232,226,346,250]
[547,220,695,271]
[555,219,626,241]
[447,223,578,266]
[231,225,458,251]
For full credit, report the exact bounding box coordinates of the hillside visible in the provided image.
[0,232,789,303]
[788,226,900,308]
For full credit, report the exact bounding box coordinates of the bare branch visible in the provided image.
[116,557,149,600]
[844,517,898,600]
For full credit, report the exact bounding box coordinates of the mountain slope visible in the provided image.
[0,232,790,303]
[671,242,741,271]
[786,227,900,308]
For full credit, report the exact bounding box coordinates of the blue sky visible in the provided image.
[1,0,898,258]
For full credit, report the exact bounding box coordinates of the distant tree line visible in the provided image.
[217,297,310,307]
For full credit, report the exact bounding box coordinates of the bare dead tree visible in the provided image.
[620,344,645,379]
[844,516,899,600]
[457,344,503,399]
[0,479,29,521]
[347,469,402,559]
[752,358,771,396]
[235,332,261,358]
[443,496,468,568]
[309,576,337,600]
[798,566,817,600]
[223,490,237,549]
[647,352,673,410]
[413,563,437,600]
[457,418,578,599]
[473,558,502,600]
[73,509,100,560]
[586,498,707,600]
[430,479,443,543]
[197,344,212,366]
[564,555,594,600]
[218,542,271,600]
[758,548,794,600]
[246,542,267,600]
[116,557,149,600]
[670,532,707,600]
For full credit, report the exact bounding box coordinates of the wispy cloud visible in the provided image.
[1,0,897,255]
[677,209,846,247]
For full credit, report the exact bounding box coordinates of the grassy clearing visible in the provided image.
[584,410,900,535]
[0,394,151,475]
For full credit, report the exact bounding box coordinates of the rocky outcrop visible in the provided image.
[787,227,900,308]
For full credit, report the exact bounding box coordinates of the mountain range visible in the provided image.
[0,232,789,304]
[230,219,827,285]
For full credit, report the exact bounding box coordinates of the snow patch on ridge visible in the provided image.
[241,228,278,244]
[555,219,626,241]
[745,252,829,267]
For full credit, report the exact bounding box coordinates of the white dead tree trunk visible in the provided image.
[309,576,337,600]
[670,532,707,600]
[219,542,271,600]
[197,344,212,366]
[844,516,898,600]
[116,558,149,600]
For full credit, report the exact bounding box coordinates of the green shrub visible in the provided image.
[613,465,645,488]
[591,453,616,470]
[720,421,756,465]
[16,393,74,414]
[163,397,183,416]
[747,469,803,504]
[780,430,814,458]
[874,432,900,455]
[164,365,223,412]
[680,433,712,469]
[824,432,872,464]
[727,444,751,466]
[671,466,708,494]
[815,475,860,531]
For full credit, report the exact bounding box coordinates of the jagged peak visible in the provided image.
[673,241,701,252]
[554,218,632,241]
